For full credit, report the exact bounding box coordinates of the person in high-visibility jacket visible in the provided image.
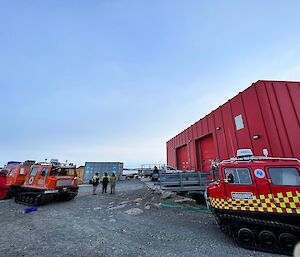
[101,172,110,194]
[0,170,9,200]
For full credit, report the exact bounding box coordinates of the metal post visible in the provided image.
[179,172,183,189]
[159,172,162,190]
[198,172,201,186]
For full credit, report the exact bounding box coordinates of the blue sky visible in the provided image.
[1,1,300,167]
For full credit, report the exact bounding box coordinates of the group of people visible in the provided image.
[91,172,117,195]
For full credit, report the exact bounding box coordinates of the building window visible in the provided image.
[268,167,300,186]
[235,114,244,130]
[224,168,252,184]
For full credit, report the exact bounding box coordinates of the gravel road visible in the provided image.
[0,180,282,257]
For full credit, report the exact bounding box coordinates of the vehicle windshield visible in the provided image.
[268,167,300,186]
[50,167,76,176]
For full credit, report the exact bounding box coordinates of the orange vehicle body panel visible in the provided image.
[23,164,77,190]
[6,165,31,186]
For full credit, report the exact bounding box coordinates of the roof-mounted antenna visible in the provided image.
[263,149,269,157]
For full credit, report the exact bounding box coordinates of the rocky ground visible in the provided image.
[0,180,282,257]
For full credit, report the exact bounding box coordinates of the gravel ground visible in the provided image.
[0,180,282,257]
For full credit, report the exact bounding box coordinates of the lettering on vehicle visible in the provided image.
[37,179,45,185]
[254,169,265,178]
[231,192,254,200]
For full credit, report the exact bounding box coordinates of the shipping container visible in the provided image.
[166,80,300,172]
[83,162,124,181]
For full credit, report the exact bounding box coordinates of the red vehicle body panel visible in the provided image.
[208,159,300,215]
[167,80,300,170]
[0,174,9,200]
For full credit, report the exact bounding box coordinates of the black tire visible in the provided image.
[6,187,14,199]
[33,197,39,206]
[279,233,297,252]
[258,230,277,248]
[28,197,34,205]
[14,194,20,203]
[25,196,30,203]
[59,193,76,201]
[21,195,26,202]
[238,228,255,246]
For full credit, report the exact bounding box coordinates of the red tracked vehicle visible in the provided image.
[3,160,35,198]
[15,160,79,206]
[206,149,300,256]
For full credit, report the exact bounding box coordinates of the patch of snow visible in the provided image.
[125,208,144,215]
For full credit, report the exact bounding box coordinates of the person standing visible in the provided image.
[151,166,159,181]
[0,170,9,200]
[92,172,100,195]
[110,173,117,194]
[102,172,110,193]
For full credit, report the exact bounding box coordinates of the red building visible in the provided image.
[166,80,300,172]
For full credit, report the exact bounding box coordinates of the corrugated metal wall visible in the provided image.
[84,162,124,181]
[166,80,300,171]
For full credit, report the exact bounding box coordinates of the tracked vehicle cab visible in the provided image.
[207,149,300,255]
[4,160,35,198]
[15,159,78,206]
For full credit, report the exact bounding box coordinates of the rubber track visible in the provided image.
[15,191,78,206]
[15,192,52,206]
[216,213,300,256]
[218,213,300,233]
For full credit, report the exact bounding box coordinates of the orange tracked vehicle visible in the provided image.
[15,159,78,206]
[4,160,35,198]
[206,149,300,256]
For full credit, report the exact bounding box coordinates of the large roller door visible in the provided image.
[176,145,188,170]
[196,134,216,172]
